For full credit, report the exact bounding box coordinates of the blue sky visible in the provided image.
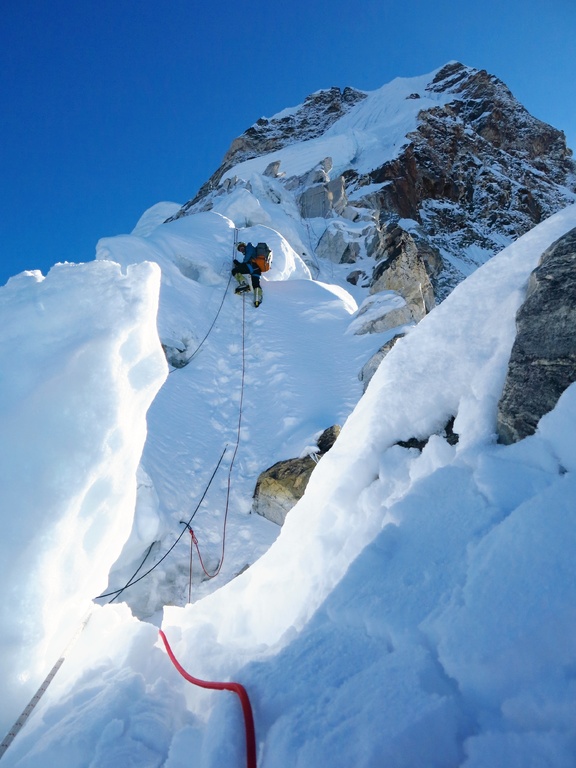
[1,0,575,286]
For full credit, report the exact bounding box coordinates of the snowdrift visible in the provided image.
[0,260,167,738]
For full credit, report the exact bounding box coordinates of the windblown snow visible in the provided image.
[1,69,576,767]
[223,71,454,185]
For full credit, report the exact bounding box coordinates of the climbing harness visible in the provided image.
[159,629,257,768]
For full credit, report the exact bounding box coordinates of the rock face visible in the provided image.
[349,62,576,299]
[253,425,341,525]
[252,456,317,526]
[369,224,436,318]
[497,227,576,444]
[359,333,405,391]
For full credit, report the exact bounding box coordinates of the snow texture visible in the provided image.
[1,153,576,766]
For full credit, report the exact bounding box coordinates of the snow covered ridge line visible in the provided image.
[0,259,167,739]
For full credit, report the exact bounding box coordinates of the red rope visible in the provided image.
[158,630,257,768]
[188,529,212,578]
[188,529,193,604]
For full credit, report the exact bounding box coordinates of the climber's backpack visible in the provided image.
[251,242,273,272]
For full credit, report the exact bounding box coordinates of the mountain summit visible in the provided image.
[174,61,576,305]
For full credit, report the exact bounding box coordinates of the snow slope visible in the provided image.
[221,69,453,184]
[93,211,381,617]
[2,196,576,767]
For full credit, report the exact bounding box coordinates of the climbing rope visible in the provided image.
[98,229,247,603]
[0,612,92,760]
[159,629,257,768]
[2,228,253,762]
[169,271,234,372]
[169,227,239,372]
[95,445,228,602]
[181,288,248,597]
[107,540,156,604]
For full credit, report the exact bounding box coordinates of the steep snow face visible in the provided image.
[131,202,183,237]
[216,69,452,183]
[2,63,576,768]
[97,210,312,368]
[187,85,369,204]
[0,260,167,737]
[162,204,576,650]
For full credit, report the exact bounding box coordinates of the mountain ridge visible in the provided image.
[169,62,575,310]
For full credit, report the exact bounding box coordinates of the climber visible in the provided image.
[232,242,263,307]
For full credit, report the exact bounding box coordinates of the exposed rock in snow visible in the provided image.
[348,292,414,335]
[316,222,362,264]
[253,426,341,525]
[369,223,436,319]
[359,332,406,391]
[298,175,348,218]
[497,226,576,444]
[253,455,317,526]
[177,87,368,211]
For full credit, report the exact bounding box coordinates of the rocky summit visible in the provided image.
[170,61,576,312]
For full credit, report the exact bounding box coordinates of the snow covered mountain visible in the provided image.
[1,63,576,767]
[175,61,576,304]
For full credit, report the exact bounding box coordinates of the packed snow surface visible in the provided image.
[1,195,576,767]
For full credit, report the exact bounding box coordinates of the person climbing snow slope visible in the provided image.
[232,242,266,307]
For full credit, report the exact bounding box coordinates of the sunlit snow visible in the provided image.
[1,113,576,766]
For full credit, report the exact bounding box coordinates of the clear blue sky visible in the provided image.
[1,0,575,285]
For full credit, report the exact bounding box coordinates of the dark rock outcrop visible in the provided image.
[369,224,436,317]
[397,416,459,451]
[359,333,405,391]
[351,62,576,299]
[497,227,576,444]
[253,425,341,525]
